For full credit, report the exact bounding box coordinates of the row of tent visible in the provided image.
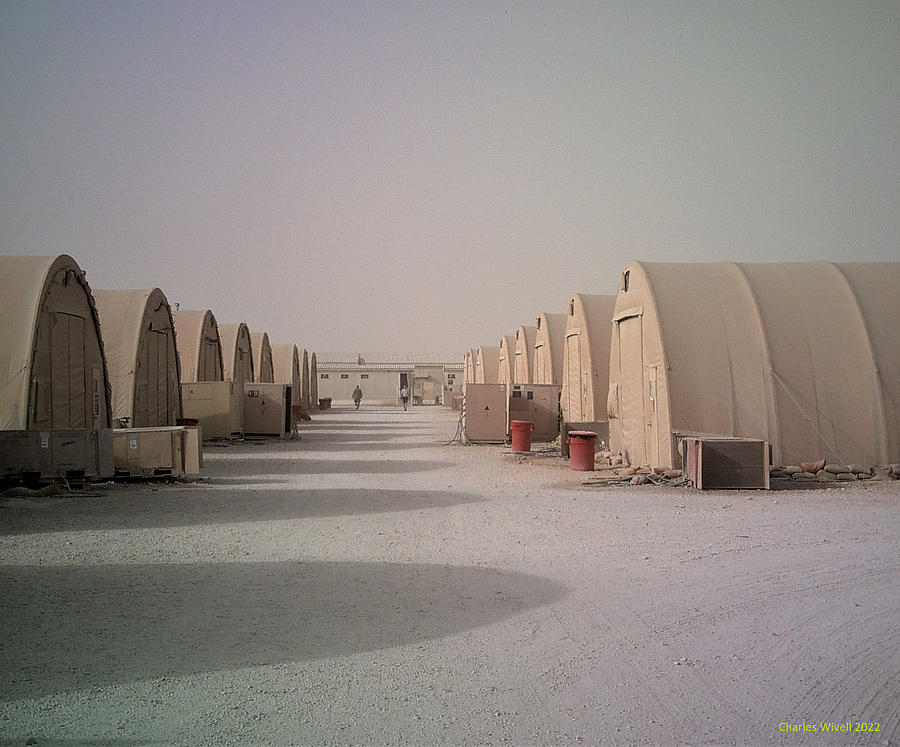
[464,260,900,469]
[0,254,318,433]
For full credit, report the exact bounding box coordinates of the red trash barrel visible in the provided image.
[509,420,535,452]
[567,430,597,471]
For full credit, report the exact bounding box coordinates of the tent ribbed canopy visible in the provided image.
[251,331,274,383]
[173,310,224,382]
[308,352,318,407]
[0,254,111,430]
[608,261,900,467]
[298,348,310,409]
[218,322,254,385]
[533,312,567,386]
[561,293,615,424]
[497,335,515,385]
[94,288,181,428]
[513,326,537,385]
[464,349,477,384]
[475,346,500,384]
[271,343,301,408]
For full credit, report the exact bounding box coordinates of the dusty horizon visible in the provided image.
[2,2,898,353]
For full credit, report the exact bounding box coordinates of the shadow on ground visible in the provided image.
[286,441,441,452]
[0,489,483,534]
[203,458,454,477]
[0,561,567,700]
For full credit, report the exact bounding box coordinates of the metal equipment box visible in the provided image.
[182,426,202,475]
[0,429,114,481]
[243,383,291,437]
[111,426,202,478]
[113,427,182,477]
[683,437,770,489]
[463,383,508,443]
[507,384,561,442]
[180,381,243,439]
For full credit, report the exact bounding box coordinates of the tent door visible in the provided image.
[565,332,581,421]
[533,343,544,384]
[135,328,169,426]
[90,366,103,430]
[200,338,218,381]
[50,312,87,428]
[616,314,646,466]
[150,329,172,426]
[645,364,660,466]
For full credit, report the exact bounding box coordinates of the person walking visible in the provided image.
[400,385,410,411]
[352,385,363,410]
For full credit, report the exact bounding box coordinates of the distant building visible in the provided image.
[316,353,463,406]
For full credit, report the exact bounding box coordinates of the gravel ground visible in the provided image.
[1,406,898,746]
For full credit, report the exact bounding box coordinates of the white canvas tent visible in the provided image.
[251,331,274,383]
[93,288,181,428]
[173,310,224,382]
[218,322,254,385]
[513,326,537,385]
[475,346,500,384]
[0,254,111,430]
[607,261,900,468]
[497,335,516,385]
[271,343,301,409]
[533,312,567,386]
[561,294,615,426]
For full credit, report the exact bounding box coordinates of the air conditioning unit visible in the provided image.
[682,437,770,489]
[507,384,561,441]
[243,383,291,437]
[463,383,508,443]
[181,381,242,439]
[111,426,201,478]
[0,429,114,482]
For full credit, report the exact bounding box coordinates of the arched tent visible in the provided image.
[607,261,900,468]
[172,310,224,382]
[218,322,254,385]
[308,352,318,407]
[533,313,567,386]
[475,346,500,384]
[93,288,181,428]
[513,326,537,385]
[464,349,477,384]
[271,344,301,407]
[251,331,274,383]
[561,293,615,425]
[0,254,111,430]
[299,348,310,409]
[497,335,516,385]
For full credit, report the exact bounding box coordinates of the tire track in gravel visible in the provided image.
[535,589,758,742]
[638,551,900,743]
[778,603,900,744]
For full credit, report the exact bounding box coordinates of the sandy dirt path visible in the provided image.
[1,406,898,745]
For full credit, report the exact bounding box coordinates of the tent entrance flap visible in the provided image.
[51,312,87,429]
[618,314,647,466]
[565,333,581,422]
[645,364,660,466]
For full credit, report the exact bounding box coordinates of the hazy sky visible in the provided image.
[2,2,898,356]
